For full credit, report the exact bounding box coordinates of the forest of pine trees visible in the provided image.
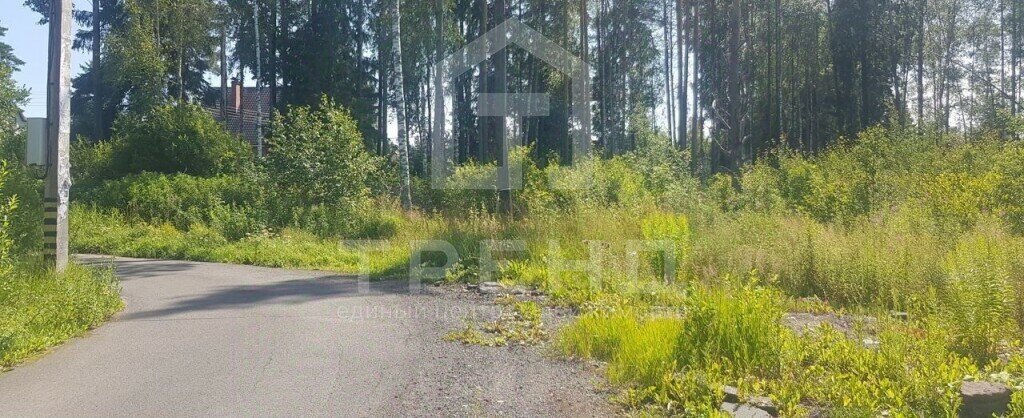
[23,0,1024,175]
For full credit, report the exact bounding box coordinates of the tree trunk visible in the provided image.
[477,0,490,162]
[774,0,782,140]
[690,0,700,174]
[496,0,512,215]
[581,0,590,153]
[1013,0,1019,116]
[727,0,742,173]
[220,21,228,118]
[1001,0,1006,112]
[662,0,675,145]
[598,0,607,150]
[393,0,412,210]
[676,0,688,150]
[431,0,444,170]
[270,0,279,111]
[92,0,102,140]
[917,0,925,129]
[178,46,184,102]
[378,13,389,155]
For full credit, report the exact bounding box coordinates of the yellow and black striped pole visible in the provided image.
[42,198,58,262]
[43,0,72,271]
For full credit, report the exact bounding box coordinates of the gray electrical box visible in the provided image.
[25,118,46,167]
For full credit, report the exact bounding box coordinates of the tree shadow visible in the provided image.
[119,275,417,321]
[76,255,200,281]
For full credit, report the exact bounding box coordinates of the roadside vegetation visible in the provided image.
[6,0,1024,412]
[0,43,123,370]
[61,96,1024,415]
[0,162,123,370]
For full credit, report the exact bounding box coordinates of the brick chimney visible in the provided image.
[231,78,242,112]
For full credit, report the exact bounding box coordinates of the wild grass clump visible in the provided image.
[444,299,547,347]
[0,262,124,368]
[558,284,983,416]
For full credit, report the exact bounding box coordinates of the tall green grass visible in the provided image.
[0,262,123,368]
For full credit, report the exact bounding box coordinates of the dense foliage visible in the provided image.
[78,100,396,240]
[263,98,388,232]
[106,104,251,178]
[42,0,1024,179]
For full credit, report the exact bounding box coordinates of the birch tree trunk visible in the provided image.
[496,0,512,215]
[393,0,413,210]
[676,0,688,150]
[662,0,675,145]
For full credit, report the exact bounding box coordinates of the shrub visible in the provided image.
[0,160,17,273]
[0,159,41,254]
[992,146,1024,233]
[546,156,652,210]
[108,104,251,177]
[265,97,383,209]
[71,138,116,194]
[82,172,265,238]
[941,228,1020,364]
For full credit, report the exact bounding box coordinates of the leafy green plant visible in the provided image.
[0,160,17,274]
[942,229,1018,364]
[265,97,383,208]
[640,212,691,281]
[0,157,39,255]
[0,263,123,368]
[108,103,250,177]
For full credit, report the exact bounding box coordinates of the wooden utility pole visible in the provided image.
[45,0,73,271]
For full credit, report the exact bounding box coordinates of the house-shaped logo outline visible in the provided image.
[430,18,592,190]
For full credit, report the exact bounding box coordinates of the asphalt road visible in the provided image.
[0,256,612,417]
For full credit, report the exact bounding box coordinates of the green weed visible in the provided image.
[0,263,124,368]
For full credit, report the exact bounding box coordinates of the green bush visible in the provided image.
[108,104,251,177]
[992,147,1024,233]
[71,138,117,194]
[0,161,17,273]
[941,228,1020,364]
[265,97,383,209]
[262,98,390,237]
[82,172,265,239]
[0,159,41,254]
